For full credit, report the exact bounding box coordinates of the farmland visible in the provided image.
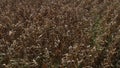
[0,0,120,68]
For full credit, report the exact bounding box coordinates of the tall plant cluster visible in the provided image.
[0,0,120,68]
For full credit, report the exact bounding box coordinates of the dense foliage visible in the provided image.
[0,0,120,68]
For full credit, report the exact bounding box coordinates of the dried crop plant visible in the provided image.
[0,0,120,68]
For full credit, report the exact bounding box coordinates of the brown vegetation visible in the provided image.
[0,0,120,68]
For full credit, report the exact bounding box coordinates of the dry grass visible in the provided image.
[0,0,120,68]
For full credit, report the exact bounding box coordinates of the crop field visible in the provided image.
[0,0,120,68]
